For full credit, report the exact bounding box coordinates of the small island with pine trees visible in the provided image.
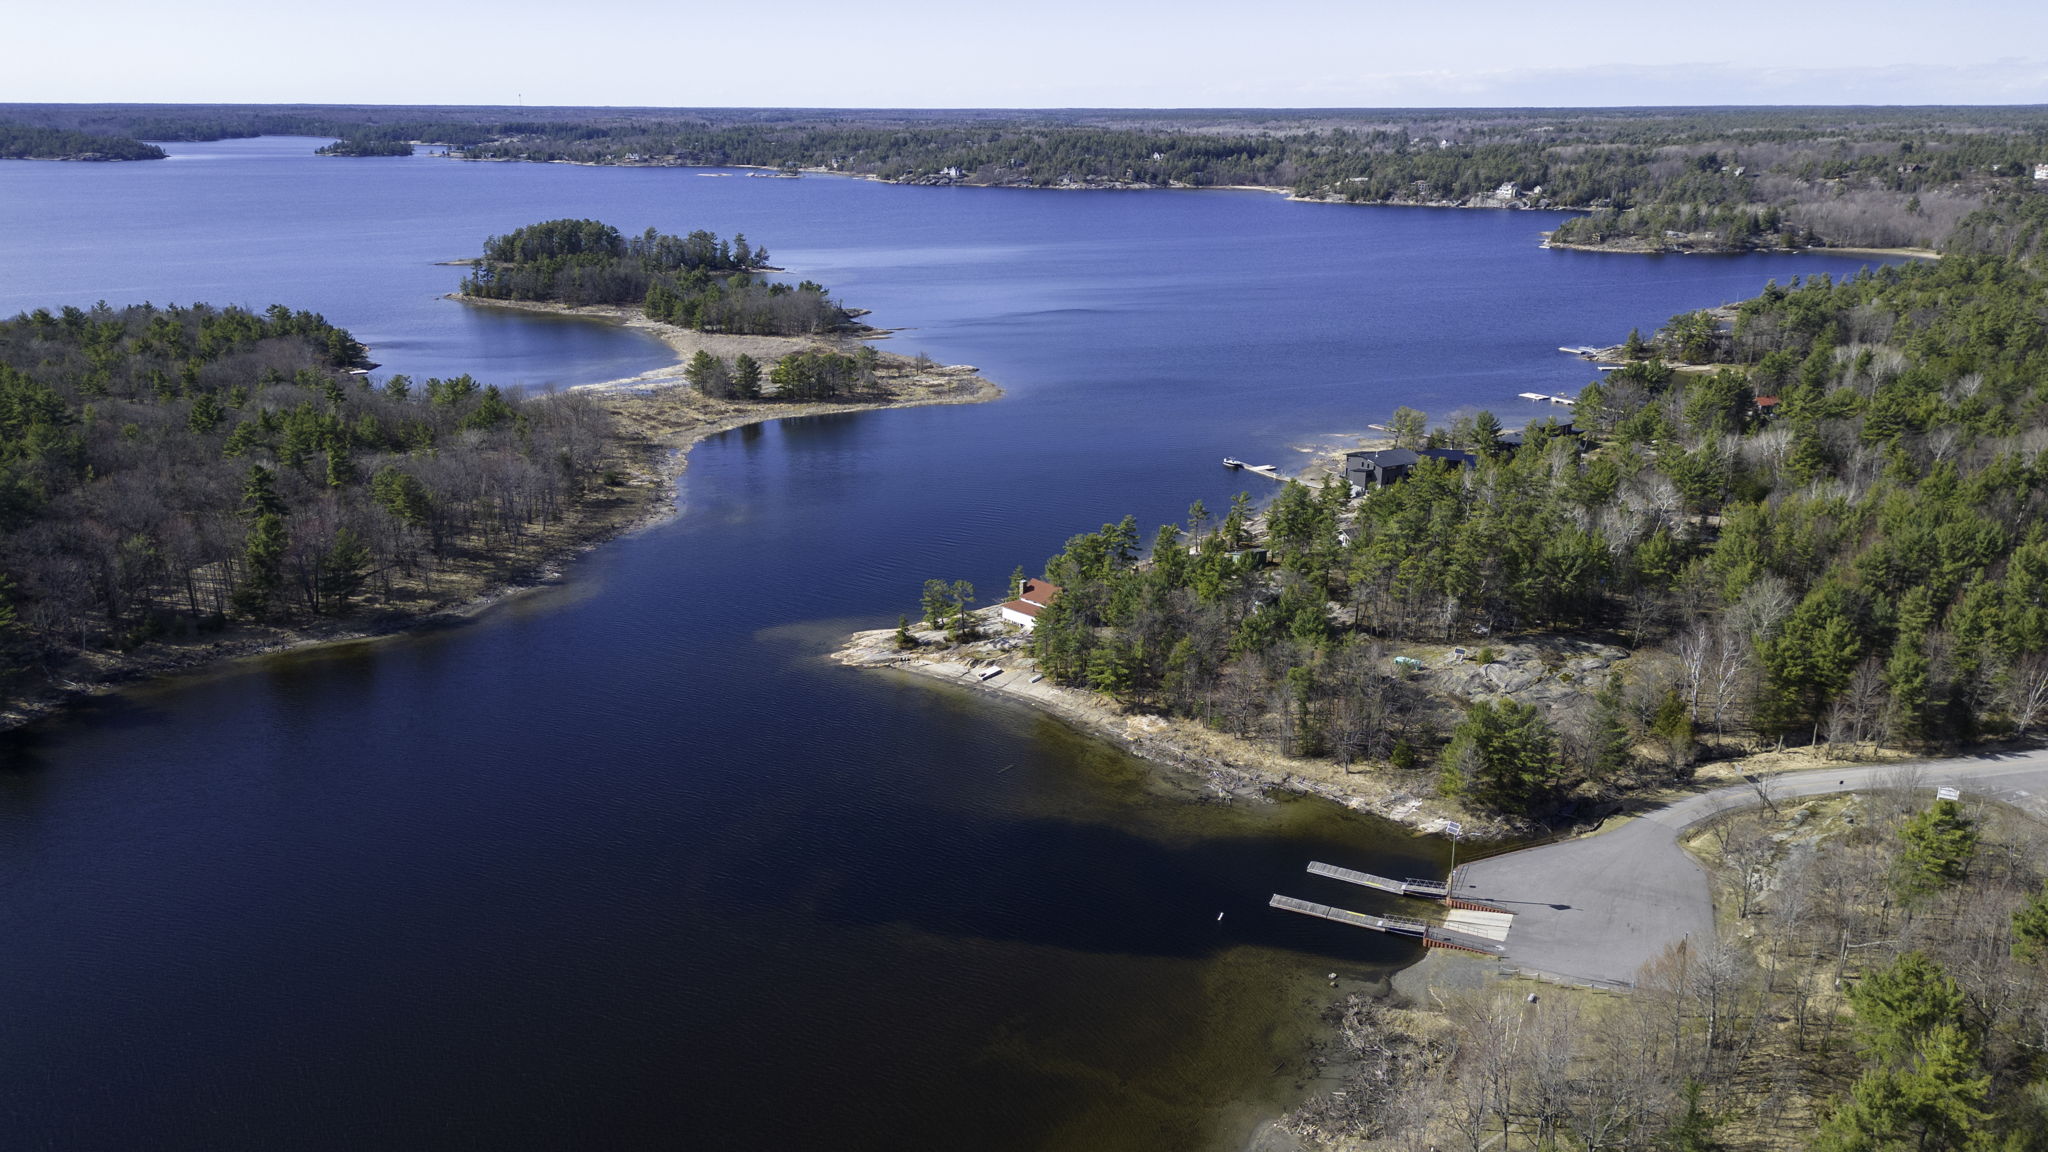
[450,217,1001,497]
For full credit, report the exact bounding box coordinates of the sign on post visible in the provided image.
[1936,786,1961,802]
[1444,821,1463,839]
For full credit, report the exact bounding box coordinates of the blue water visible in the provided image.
[0,138,1898,1151]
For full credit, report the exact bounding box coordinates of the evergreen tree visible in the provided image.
[1894,800,1979,899]
[945,580,978,643]
[1814,1025,1990,1152]
[233,512,288,619]
[731,353,762,400]
[684,350,732,398]
[319,528,372,612]
[1439,698,1561,814]
[1660,1082,1726,1152]
[1848,951,1969,1066]
[920,578,955,629]
[2011,883,2048,963]
[241,463,286,519]
[1587,676,1636,780]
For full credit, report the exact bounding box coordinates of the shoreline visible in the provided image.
[1542,235,1943,259]
[832,622,1479,839]
[1,303,1000,736]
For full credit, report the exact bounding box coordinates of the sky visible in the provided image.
[11,0,2048,107]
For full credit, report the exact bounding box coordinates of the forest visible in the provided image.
[459,219,847,336]
[314,137,414,157]
[1006,242,2048,821]
[0,121,164,161]
[0,302,614,697]
[6,104,2046,249]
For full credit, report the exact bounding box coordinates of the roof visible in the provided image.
[1018,578,1062,607]
[1419,448,1477,467]
[999,599,1044,618]
[1345,448,1419,469]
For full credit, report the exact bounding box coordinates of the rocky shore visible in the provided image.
[832,612,1641,840]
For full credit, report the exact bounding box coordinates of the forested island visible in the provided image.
[0,120,164,161]
[457,218,854,337]
[314,137,414,157]
[9,103,2048,251]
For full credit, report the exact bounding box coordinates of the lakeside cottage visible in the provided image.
[997,579,1063,631]
[1343,447,1479,490]
[1344,447,1420,489]
[1346,425,1581,492]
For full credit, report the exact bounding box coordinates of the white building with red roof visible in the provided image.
[996,579,1062,631]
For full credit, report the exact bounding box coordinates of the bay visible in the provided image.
[0,137,1896,1150]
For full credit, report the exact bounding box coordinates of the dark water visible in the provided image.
[0,138,1897,1150]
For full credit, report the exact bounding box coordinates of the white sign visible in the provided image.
[1936,786,1961,802]
[1444,821,1464,839]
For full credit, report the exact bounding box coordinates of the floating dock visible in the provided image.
[1269,894,1507,955]
[1518,392,1577,405]
[1308,860,1450,898]
[1269,894,1428,936]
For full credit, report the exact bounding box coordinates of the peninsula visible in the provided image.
[840,240,2048,843]
[0,225,998,731]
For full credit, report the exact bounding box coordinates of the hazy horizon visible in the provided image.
[11,0,2047,109]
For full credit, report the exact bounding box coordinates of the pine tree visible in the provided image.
[2011,882,2048,963]
[1588,676,1636,781]
[319,528,372,613]
[233,512,288,619]
[919,579,954,629]
[731,354,762,400]
[1439,698,1561,814]
[1894,800,1978,900]
[1848,951,1969,1065]
[1660,1082,1726,1152]
[241,463,286,519]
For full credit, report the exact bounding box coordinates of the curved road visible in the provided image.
[1456,748,2048,987]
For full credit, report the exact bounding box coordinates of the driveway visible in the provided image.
[1456,748,2048,987]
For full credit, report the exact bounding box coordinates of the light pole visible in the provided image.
[1445,820,1464,888]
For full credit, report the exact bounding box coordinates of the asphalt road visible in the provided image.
[1456,747,2048,987]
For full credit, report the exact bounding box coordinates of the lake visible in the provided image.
[0,137,1897,1151]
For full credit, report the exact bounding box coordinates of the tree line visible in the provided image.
[1000,251,2048,820]
[683,347,879,402]
[0,121,163,161]
[12,104,2046,251]
[0,302,615,698]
